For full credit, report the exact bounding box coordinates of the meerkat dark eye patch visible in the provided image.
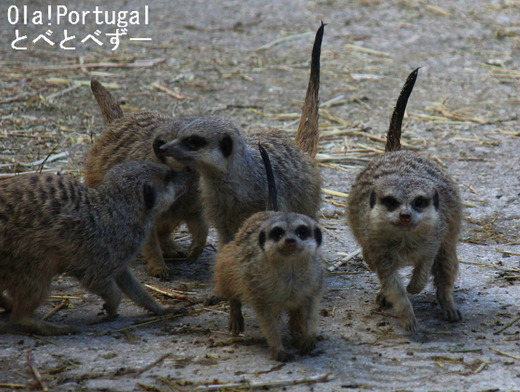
[183,135,208,151]
[381,196,399,210]
[412,196,429,210]
[220,134,233,157]
[259,231,266,249]
[295,225,310,240]
[369,190,376,208]
[143,183,156,209]
[268,227,285,242]
[314,227,322,247]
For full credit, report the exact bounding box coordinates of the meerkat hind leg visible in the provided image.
[9,287,76,335]
[377,270,418,332]
[8,317,77,336]
[433,244,462,322]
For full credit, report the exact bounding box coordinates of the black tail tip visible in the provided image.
[90,78,101,91]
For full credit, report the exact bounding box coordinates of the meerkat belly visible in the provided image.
[394,232,440,268]
[270,268,317,309]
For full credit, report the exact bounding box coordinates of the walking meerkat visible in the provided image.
[215,145,323,362]
[346,68,463,332]
[0,161,188,336]
[85,81,208,280]
[155,22,325,248]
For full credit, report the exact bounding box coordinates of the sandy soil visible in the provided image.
[0,0,519,391]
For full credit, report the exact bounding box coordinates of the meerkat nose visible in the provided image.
[399,212,412,223]
[284,237,297,247]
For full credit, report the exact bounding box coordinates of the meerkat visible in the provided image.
[85,80,208,280]
[0,161,188,336]
[154,22,325,249]
[346,68,463,332]
[214,145,323,362]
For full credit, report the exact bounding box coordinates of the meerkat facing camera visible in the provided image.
[215,145,324,362]
[85,81,208,280]
[155,22,325,249]
[347,69,462,332]
[0,161,188,336]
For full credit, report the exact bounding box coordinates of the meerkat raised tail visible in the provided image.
[0,161,187,336]
[346,68,462,332]
[155,22,325,249]
[85,81,208,280]
[214,145,323,361]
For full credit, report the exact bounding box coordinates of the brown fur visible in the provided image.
[85,80,208,280]
[156,23,325,249]
[0,161,187,335]
[215,212,323,361]
[346,69,462,331]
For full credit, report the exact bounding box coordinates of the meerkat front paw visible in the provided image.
[273,349,294,362]
[400,312,418,332]
[147,264,171,281]
[296,336,317,355]
[228,312,244,336]
[442,306,462,322]
[376,292,393,309]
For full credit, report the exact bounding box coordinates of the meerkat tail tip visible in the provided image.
[90,79,124,126]
[295,22,325,159]
[258,144,278,212]
[385,67,420,153]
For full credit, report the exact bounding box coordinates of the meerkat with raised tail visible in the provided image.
[346,68,462,332]
[214,145,323,362]
[155,22,325,249]
[0,161,188,336]
[85,81,208,280]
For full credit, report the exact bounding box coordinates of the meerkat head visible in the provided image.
[258,213,322,263]
[103,161,189,214]
[368,176,440,233]
[153,116,244,177]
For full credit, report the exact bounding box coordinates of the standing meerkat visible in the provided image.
[85,81,208,280]
[155,22,325,248]
[347,68,463,332]
[0,161,188,336]
[214,145,324,362]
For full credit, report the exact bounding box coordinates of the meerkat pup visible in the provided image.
[347,68,462,332]
[85,81,208,280]
[215,145,323,362]
[155,22,325,249]
[0,161,188,336]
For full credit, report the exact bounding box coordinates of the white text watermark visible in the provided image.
[7,5,151,51]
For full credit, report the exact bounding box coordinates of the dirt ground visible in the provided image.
[1,0,520,391]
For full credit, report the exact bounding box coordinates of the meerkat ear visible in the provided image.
[152,137,167,162]
[220,134,233,157]
[143,183,156,209]
[90,79,123,126]
[433,189,439,210]
[258,231,266,249]
[369,190,376,208]
[314,227,322,247]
